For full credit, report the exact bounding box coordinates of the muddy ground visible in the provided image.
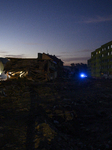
[0,78,112,150]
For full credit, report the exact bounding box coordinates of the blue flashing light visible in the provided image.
[80,73,87,78]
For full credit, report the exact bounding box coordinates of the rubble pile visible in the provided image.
[4,58,58,82]
[29,70,47,82]
[4,58,48,81]
[0,78,112,149]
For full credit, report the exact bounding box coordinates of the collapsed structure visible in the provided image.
[1,53,63,81]
[88,41,112,78]
[0,58,9,81]
[37,53,63,80]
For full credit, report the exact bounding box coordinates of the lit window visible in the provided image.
[108,46,110,49]
[108,52,109,56]
[102,54,104,57]
[111,45,112,48]
[99,51,100,53]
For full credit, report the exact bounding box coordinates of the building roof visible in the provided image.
[101,40,112,47]
[46,54,63,65]
[38,53,63,65]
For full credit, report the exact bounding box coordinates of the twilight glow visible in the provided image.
[0,0,112,65]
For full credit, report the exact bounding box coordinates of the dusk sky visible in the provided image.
[0,0,112,65]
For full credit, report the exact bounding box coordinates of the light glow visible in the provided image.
[80,73,87,78]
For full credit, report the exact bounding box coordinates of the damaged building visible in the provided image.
[2,53,63,81]
[37,53,63,80]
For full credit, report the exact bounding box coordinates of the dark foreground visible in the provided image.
[0,78,112,150]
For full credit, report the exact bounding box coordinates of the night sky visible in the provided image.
[0,0,112,65]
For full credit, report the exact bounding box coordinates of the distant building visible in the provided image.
[88,41,112,78]
[37,53,63,80]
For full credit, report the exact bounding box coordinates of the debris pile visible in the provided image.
[0,78,112,149]
[4,58,57,81]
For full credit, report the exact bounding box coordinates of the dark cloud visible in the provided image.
[4,54,25,58]
[56,54,76,57]
[59,52,70,54]
[56,55,62,58]
[0,51,8,53]
[23,43,39,45]
[79,49,92,52]
[83,15,112,23]
[62,56,90,62]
